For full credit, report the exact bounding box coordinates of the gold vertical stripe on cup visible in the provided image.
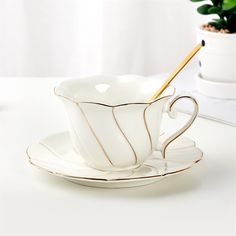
[112,107,138,165]
[143,105,153,152]
[77,104,114,166]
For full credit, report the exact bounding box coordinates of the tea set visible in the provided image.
[27,42,204,188]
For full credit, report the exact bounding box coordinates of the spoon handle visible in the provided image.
[148,41,204,102]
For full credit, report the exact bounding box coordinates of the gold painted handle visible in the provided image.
[161,95,199,159]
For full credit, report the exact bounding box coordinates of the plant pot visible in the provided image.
[196,27,236,99]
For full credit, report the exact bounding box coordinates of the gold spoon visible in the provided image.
[148,40,205,102]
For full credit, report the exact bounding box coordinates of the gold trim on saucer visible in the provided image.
[26,145,203,182]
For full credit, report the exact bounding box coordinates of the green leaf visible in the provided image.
[190,0,206,2]
[214,18,227,25]
[223,0,236,10]
[226,14,236,32]
[211,0,221,5]
[209,22,223,29]
[197,4,213,14]
[208,6,222,13]
[228,5,236,13]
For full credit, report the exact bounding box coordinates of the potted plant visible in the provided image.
[191,0,236,99]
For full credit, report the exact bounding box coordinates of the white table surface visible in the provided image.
[0,77,235,236]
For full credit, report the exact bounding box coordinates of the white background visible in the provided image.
[0,0,209,77]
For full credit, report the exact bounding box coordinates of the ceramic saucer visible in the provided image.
[27,132,203,188]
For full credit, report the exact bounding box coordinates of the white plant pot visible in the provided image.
[196,27,236,99]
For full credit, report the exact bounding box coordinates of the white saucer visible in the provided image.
[27,132,203,188]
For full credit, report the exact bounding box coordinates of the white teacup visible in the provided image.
[55,75,198,171]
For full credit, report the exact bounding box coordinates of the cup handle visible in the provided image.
[161,95,199,159]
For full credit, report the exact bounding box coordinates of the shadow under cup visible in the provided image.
[54,75,176,171]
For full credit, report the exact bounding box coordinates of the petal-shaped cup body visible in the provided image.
[55,75,174,171]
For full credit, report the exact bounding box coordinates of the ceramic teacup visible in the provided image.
[55,75,198,171]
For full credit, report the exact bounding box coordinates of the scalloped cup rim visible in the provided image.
[54,74,175,107]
